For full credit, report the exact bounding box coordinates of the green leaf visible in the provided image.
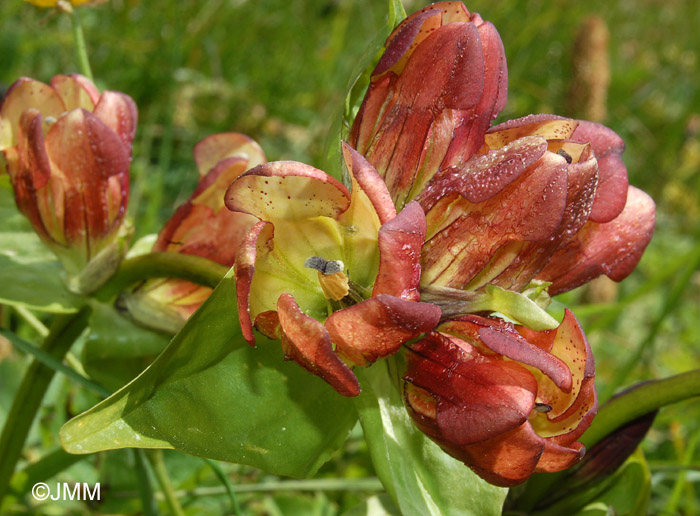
[353,355,507,516]
[0,231,83,313]
[82,301,170,392]
[343,494,401,516]
[60,270,357,478]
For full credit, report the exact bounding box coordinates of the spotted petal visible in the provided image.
[226,161,350,221]
[0,77,65,150]
[194,132,265,177]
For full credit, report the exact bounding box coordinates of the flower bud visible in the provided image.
[0,75,137,292]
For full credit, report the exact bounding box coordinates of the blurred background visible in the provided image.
[1,0,699,514]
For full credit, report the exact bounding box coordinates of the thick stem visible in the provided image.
[583,369,700,449]
[0,307,91,504]
[94,252,229,302]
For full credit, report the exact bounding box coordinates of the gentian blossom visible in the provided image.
[348,1,655,485]
[225,144,441,396]
[404,310,596,486]
[0,74,137,292]
[121,133,265,333]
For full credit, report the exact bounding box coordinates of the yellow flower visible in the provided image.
[24,0,93,8]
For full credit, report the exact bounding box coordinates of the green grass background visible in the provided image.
[1,0,699,514]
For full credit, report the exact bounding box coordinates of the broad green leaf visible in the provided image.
[82,301,169,392]
[354,355,507,516]
[60,270,357,478]
[0,231,83,313]
[344,494,401,516]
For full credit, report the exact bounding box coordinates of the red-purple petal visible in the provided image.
[325,294,441,367]
[234,221,274,346]
[537,186,656,295]
[93,91,139,152]
[341,143,396,224]
[572,121,628,223]
[373,201,426,301]
[277,293,361,397]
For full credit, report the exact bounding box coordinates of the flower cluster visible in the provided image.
[3,0,657,489]
[343,1,655,485]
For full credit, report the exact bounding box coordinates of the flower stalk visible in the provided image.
[65,3,94,81]
[94,252,229,302]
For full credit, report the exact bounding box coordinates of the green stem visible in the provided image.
[1,327,111,398]
[147,450,186,516]
[134,449,158,516]
[94,252,229,302]
[68,6,94,80]
[14,305,49,338]
[582,369,700,449]
[204,459,241,515]
[0,307,91,504]
[112,477,385,499]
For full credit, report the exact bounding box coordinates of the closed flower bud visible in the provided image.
[0,75,137,292]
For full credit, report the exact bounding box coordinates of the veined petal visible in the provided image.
[0,77,66,150]
[337,145,386,287]
[225,161,350,221]
[277,293,361,397]
[353,21,486,209]
[93,90,138,152]
[419,135,547,211]
[11,109,58,244]
[470,149,599,291]
[325,294,441,367]
[537,186,656,295]
[405,334,537,445]
[518,310,594,420]
[50,74,99,112]
[478,325,572,393]
[457,422,545,487]
[154,159,258,266]
[572,121,628,223]
[373,201,426,300]
[341,143,396,224]
[421,150,568,289]
[44,109,130,256]
[440,18,508,168]
[194,132,265,177]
